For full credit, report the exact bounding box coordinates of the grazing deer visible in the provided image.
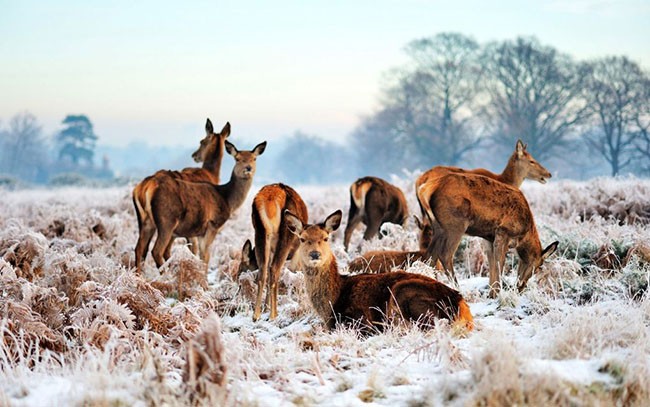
[134,140,266,273]
[347,216,433,274]
[133,119,230,262]
[285,210,474,332]
[247,184,308,321]
[424,173,558,297]
[343,176,409,251]
[416,139,551,227]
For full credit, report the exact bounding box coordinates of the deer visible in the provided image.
[132,119,230,263]
[347,216,433,274]
[243,184,309,321]
[416,139,551,229]
[285,209,474,332]
[423,172,558,298]
[133,140,266,274]
[343,176,409,251]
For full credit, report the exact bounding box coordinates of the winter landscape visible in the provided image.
[1,176,649,406]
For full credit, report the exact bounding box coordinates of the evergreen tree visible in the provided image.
[57,115,98,165]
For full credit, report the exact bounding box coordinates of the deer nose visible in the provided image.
[309,251,321,261]
[245,165,253,172]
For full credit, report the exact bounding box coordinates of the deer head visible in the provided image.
[192,119,231,163]
[517,240,559,292]
[512,139,552,184]
[285,210,342,269]
[224,140,266,179]
[237,239,258,275]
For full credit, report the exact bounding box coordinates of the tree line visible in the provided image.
[277,33,649,181]
[0,113,113,187]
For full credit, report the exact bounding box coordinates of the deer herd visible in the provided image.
[132,119,559,334]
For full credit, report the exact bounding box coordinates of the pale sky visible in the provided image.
[1,0,649,147]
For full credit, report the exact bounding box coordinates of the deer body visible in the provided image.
[134,141,266,273]
[132,120,230,266]
[286,210,474,332]
[425,173,558,297]
[250,183,308,321]
[343,176,409,251]
[416,140,551,228]
[347,216,433,274]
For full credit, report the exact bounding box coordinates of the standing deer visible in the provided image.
[424,173,558,297]
[133,119,230,263]
[247,184,308,321]
[416,139,551,226]
[343,176,409,251]
[133,140,266,273]
[285,210,474,332]
[347,216,433,274]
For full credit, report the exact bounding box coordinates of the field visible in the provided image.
[1,177,650,406]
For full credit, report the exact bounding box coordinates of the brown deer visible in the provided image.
[132,119,230,261]
[133,140,266,273]
[247,184,308,321]
[343,176,409,251]
[416,139,551,227]
[424,173,558,297]
[285,210,474,332]
[347,216,433,274]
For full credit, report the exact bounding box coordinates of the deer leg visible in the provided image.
[189,237,200,256]
[268,240,293,320]
[253,234,273,321]
[134,222,156,274]
[488,234,509,298]
[438,229,464,287]
[343,214,363,251]
[152,227,174,269]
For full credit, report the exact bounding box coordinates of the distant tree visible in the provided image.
[0,111,47,182]
[482,37,589,161]
[582,57,649,176]
[57,115,98,165]
[275,132,355,184]
[633,78,650,173]
[352,32,484,176]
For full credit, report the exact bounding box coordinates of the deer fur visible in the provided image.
[132,119,230,262]
[347,216,433,274]
[424,173,558,297]
[343,176,409,251]
[416,139,551,228]
[133,140,266,273]
[285,210,474,332]
[247,184,308,321]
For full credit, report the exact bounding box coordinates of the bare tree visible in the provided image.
[0,112,47,182]
[352,32,484,175]
[482,37,589,161]
[583,57,649,176]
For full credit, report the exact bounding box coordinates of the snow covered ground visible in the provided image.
[1,178,649,406]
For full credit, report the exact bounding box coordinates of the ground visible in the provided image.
[1,177,649,406]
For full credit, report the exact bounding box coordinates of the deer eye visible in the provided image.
[324,237,329,242]
[300,238,306,243]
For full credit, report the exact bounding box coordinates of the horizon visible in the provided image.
[2,0,649,148]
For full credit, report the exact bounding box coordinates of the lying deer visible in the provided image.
[343,176,409,251]
[424,172,558,297]
[248,184,308,321]
[285,209,474,332]
[347,216,433,274]
[416,139,551,227]
[133,119,230,264]
[134,140,266,273]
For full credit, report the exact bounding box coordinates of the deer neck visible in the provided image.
[303,257,343,323]
[500,155,525,187]
[217,170,254,214]
[201,143,225,183]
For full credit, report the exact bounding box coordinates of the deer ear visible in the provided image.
[225,141,238,156]
[541,241,559,261]
[324,210,342,233]
[252,141,267,156]
[220,122,231,138]
[206,118,214,134]
[284,210,303,236]
[413,215,424,230]
[516,139,525,156]
[242,239,252,257]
